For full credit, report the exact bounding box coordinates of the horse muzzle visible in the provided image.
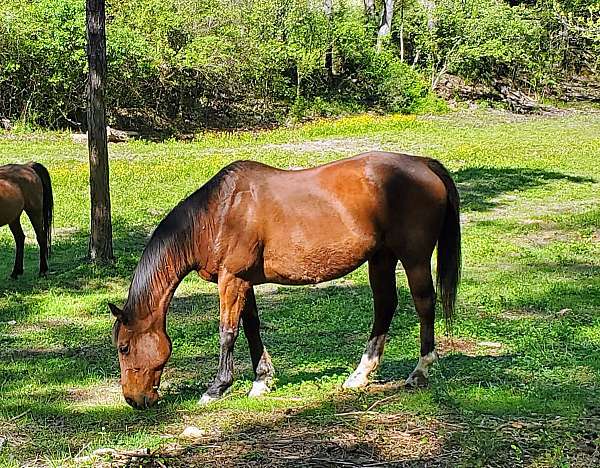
[124,390,159,410]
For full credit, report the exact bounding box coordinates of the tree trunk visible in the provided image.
[419,0,436,31]
[86,0,113,262]
[377,0,395,52]
[400,1,404,62]
[324,0,334,78]
[364,0,376,18]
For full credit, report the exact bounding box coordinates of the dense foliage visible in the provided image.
[0,0,597,130]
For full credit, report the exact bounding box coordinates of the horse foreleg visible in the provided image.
[199,270,251,405]
[404,262,438,388]
[9,219,25,278]
[344,250,397,389]
[242,287,275,398]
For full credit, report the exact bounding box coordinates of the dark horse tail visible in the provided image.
[426,158,461,331]
[30,162,54,255]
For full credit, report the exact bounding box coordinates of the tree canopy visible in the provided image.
[0,0,598,131]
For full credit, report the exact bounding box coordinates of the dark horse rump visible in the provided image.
[110,152,461,409]
[0,162,53,278]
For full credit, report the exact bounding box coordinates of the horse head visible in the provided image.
[109,303,172,410]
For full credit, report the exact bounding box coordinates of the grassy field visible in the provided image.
[0,110,599,467]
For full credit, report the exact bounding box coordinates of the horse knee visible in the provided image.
[413,293,435,316]
[220,327,238,349]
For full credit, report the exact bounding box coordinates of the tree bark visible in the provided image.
[364,0,376,18]
[419,0,436,31]
[324,0,334,78]
[377,0,395,52]
[400,1,404,62]
[86,0,113,262]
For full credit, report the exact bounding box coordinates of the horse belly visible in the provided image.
[263,234,377,285]
[0,182,24,227]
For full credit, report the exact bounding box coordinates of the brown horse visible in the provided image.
[110,152,461,410]
[0,162,53,278]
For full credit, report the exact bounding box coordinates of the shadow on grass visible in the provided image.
[454,167,595,212]
[1,165,598,464]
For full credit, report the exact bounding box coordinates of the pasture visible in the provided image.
[0,110,599,467]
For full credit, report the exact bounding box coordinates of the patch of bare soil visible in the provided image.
[436,336,504,357]
[83,411,600,467]
[184,136,385,159]
[65,383,122,407]
[262,137,383,155]
[507,199,594,222]
[520,224,583,247]
[84,414,449,467]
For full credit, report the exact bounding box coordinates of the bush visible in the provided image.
[0,0,595,130]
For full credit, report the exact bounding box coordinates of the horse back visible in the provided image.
[215,153,448,285]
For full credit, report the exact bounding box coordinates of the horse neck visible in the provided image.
[125,210,215,327]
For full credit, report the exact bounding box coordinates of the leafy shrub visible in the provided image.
[0,0,596,130]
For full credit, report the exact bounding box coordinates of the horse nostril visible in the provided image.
[125,397,138,409]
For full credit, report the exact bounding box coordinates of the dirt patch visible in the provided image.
[521,227,582,246]
[500,307,542,321]
[437,336,504,357]
[140,415,447,467]
[262,137,383,155]
[66,382,122,407]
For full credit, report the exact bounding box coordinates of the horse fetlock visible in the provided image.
[256,351,275,378]
[219,328,238,347]
[248,379,271,398]
[405,350,439,388]
[198,392,219,405]
[405,370,428,388]
[342,371,369,389]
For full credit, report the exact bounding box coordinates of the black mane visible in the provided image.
[123,162,245,321]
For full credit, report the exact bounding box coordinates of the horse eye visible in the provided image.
[119,344,130,355]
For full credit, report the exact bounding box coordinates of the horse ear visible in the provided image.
[108,303,123,319]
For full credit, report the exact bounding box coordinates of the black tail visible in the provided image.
[30,162,54,255]
[425,158,461,332]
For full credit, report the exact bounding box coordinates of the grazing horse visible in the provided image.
[110,152,461,410]
[0,162,53,278]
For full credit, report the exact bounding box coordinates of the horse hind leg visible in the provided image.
[9,219,25,278]
[26,209,48,276]
[343,249,397,389]
[403,261,438,388]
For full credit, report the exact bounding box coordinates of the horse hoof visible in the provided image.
[405,371,428,389]
[342,374,368,390]
[198,393,219,405]
[10,272,23,279]
[248,380,270,398]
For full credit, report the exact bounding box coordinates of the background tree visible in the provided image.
[377,0,395,51]
[364,0,376,17]
[86,0,113,262]
[324,0,334,78]
[1,0,597,129]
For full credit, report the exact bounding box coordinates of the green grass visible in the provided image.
[1,109,599,466]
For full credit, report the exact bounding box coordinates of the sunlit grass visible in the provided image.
[0,109,599,465]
